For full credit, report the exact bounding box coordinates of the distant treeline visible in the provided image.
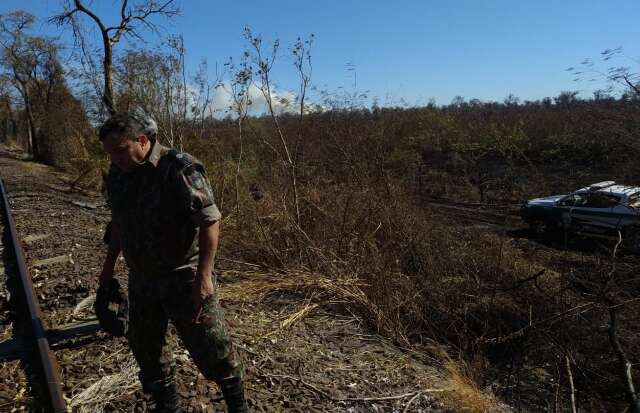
[183,94,640,209]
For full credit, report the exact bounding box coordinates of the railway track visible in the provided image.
[0,178,100,412]
[1,177,67,411]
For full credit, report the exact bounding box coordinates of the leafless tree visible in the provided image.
[0,74,16,141]
[192,59,222,136]
[113,44,189,148]
[244,27,302,227]
[292,34,313,170]
[226,55,252,217]
[163,35,187,149]
[569,47,640,98]
[0,10,62,157]
[51,0,179,115]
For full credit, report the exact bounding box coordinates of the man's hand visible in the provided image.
[192,273,215,322]
[193,221,219,322]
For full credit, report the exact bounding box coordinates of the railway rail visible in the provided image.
[1,177,67,412]
[0,178,101,412]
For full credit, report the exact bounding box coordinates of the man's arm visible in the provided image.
[192,221,220,321]
[174,159,222,320]
[100,222,122,284]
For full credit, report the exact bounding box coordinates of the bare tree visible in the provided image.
[569,47,640,98]
[52,0,179,115]
[162,35,187,149]
[0,11,36,153]
[0,74,16,142]
[226,55,252,217]
[292,34,313,170]
[244,27,302,227]
[192,58,222,136]
[113,44,189,148]
[0,10,62,157]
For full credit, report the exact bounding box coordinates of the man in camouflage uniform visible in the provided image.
[99,113,248,413]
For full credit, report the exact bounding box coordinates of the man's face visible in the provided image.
[103,132,150,173]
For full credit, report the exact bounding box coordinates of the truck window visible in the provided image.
[560,194,584,207]
[583,192,619,208]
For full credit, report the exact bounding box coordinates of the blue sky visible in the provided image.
[2,0,640,106]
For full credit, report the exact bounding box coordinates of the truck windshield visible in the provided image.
[560,194,585,207]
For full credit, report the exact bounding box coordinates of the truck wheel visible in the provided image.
[623,227,640,253]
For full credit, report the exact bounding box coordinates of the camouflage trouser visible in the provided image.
[127,267,243,394]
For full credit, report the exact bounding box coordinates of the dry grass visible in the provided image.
[441,359,502,413]
[218,268,386,333]
[219,269,372,311]
[278,301,318,330]
[217,267,510,412]
[69,349,139,413]
[71,293,96,321]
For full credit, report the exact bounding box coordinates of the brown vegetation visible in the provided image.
[185,96,640,411]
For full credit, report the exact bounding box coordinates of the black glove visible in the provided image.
[94,278,128,337]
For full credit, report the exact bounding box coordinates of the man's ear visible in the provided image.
[137,134,150,147]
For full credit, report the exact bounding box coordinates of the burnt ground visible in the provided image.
[423,193,640,412]
[0,147,475,413]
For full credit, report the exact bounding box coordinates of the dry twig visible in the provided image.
[565,355,577,413]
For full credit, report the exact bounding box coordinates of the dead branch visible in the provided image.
[51,0,179,114]
[608,304,640,413]
[403,391,423,413]
[565,355,577,413]
[623,75,640,96]
[608,297,640,309]
[339,390,448,402]
[600,230,640,413]
[492,269,546,293]
[478,302,596,345]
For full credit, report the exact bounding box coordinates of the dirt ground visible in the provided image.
[0,147,472,412]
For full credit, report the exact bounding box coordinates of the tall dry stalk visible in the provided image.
[244,28,301,228]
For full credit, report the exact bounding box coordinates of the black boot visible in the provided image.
[152,382,183,413]
[221,376,249,413]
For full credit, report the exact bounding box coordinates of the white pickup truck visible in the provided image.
[520,181,640,249]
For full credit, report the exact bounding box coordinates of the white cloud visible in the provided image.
[200,81,299,118]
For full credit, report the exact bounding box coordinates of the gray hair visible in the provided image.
[99,112,158,142]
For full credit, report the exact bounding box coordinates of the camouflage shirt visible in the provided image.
[106,141,221,275]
